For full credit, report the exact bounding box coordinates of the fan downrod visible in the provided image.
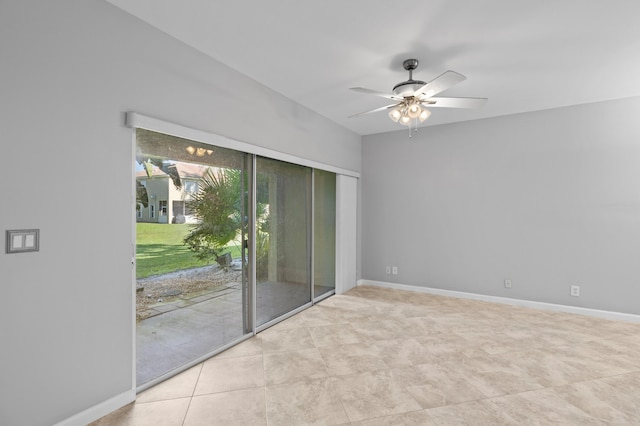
[394,59,425,95]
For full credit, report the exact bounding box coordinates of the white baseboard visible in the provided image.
[54,389,135,426]
[357,279,640,324]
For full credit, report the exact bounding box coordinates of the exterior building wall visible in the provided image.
[137,176,202,224]
[138,177,169,223]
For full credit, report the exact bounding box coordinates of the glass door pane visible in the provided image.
[314,170,336,299]
[255,157,312,327]
[135,129,250,386]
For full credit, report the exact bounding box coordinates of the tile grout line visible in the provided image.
[181,362,204,425]
[312,325,353,423]
[262,351,269,426]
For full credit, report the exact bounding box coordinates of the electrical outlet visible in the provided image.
[504,279,512,288]
[570,285,580,297]
[385,266,391,274]
[392,266,398,275]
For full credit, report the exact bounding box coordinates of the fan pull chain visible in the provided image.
[407,118,419,138]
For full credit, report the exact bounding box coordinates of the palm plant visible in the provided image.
[183,167,272,274]
[184,168,241,263]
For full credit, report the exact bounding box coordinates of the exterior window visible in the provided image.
[184,181,198,193]
[150,204,155,218]
[136,204,142,218]
[159,200,167,216]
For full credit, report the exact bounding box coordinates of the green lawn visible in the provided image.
[136,223,240,279]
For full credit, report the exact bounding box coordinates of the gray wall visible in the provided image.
[362,97,640,315]
[0,1,360,425]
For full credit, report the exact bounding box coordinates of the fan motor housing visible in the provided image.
[393,80,426,97]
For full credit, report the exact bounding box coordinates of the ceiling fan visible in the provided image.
[349,59,487,130]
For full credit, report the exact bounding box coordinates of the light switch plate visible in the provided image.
[6,229,39,253]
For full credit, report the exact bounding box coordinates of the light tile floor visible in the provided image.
[92,285,640,425]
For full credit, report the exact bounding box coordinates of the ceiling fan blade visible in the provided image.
[414,70,466,98]
[350,87,403,101]
[348,103,397,118]
[422,97,488,108]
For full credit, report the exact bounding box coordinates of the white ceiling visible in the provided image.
[106,0,640,136]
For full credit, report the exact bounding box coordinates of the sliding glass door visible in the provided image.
[133,128,338,387]
[135,130,250,386]
[255,157,312,327]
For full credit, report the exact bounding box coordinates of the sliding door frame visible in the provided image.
[127,112,359,390]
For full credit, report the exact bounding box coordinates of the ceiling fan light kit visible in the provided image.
[350,58,487,137]
[388,98,431,125]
